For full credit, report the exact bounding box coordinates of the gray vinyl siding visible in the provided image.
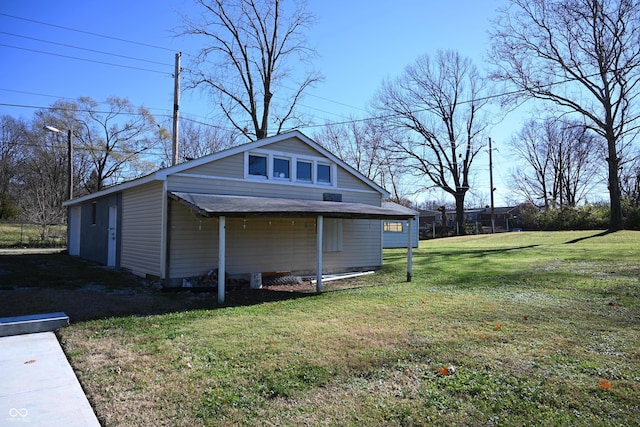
[121,181,164,278]
[383,217,420,248]
[336,166,376,192]
[322,219,382,272]
[180,153,244,178]
[173,137,379,197]
[167,213,382,279]
[225,217,317,275]
[267,138,325,156]
[167,175,382,205]
[167,200,219,279]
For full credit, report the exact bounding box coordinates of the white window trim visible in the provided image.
[244,150,337,187]
[245,152,268,179]
[272,156,291,180]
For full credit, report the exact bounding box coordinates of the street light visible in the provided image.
[44,125,73,200]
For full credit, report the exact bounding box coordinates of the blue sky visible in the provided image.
[1,0,527,206]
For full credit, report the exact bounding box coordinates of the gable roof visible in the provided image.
[64,130,389,206]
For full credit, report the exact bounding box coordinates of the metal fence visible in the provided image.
[0,221,67,248]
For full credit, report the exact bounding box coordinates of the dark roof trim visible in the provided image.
[169,192,417,220]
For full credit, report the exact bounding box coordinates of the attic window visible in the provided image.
[248,154,267,177]
[317,163,331,184]
[273,157,290,179]
[296,160,312,181]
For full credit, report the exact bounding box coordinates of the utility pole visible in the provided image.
[67,129,73,200]
[172,52,181,166]
[489,137,495,234]
[45,125,73,200]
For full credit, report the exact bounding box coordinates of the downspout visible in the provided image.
[160,181,169,285]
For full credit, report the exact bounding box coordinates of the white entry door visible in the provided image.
[68,206,81,256]
[107,205,117,267]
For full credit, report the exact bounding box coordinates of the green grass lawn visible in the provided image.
[59,231,640,426]
[0,221,66,247]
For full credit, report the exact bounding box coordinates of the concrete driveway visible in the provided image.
[0,314,100,426]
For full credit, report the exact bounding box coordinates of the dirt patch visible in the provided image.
[0,253,373,323]
[0,283,317,323]
[0,253,320,323]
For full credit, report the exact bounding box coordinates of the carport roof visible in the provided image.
[169,192,417,220]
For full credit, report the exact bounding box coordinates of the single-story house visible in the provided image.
[479,206,522,230]
[382,202,419,249]
[63,130,417,303]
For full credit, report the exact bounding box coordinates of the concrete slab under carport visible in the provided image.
[0,314,100,426]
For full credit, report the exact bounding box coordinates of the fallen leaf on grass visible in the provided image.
[438,365,457,376]
[599,378,612,389]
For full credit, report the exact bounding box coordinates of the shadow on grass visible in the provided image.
[0,253,317,323]
[402,244,541,265]
[564,230,612,244]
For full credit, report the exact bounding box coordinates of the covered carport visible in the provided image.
[168,192,418,304]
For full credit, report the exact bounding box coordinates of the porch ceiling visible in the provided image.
[169,192,416,220]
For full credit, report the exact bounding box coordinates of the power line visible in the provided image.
[0,43,171,75]
[0,12,174,53]
[0,88,76,101]
[0,31,173,68]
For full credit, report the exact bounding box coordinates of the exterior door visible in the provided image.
[107,205,117,267]
[68,206,81,256]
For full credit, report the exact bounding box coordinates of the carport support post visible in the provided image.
[407,218,413,282]
[218,216,226,304]
[316,215,323,292]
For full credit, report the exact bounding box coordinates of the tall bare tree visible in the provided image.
[313,119,408,201]
[511,118,601,208]
[373,50,490,234]
[59,97,160,192]
[490,0,640,231]
[182,0,321,141]
[15,123,69,237]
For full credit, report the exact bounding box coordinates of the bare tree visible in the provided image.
[620,155,640,206]
[0,115,26,218]
[313,119,408,201]
[62,97,160,192]
[373,50,490,234]
[555,123,602,206]
[177,119,239,161]
[511,118,601,208]
[490,0,640,231]
[15,124,68,238]
[182,0,321,141]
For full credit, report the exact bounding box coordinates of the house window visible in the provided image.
[317,163,331,184]
[248,154,267,177]
[91,202,97,225]
[273,157,290,179]
[296,160,312,181]
[384,221,403,232]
